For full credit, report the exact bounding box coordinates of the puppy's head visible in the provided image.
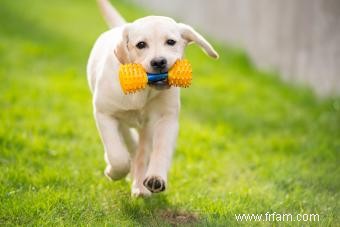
[115,16,218,82]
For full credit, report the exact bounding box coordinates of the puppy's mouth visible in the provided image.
[147,67,171,90]
[148,67,168,74]
[148,80,170,90]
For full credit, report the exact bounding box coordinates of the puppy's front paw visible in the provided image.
[143,176,166,193]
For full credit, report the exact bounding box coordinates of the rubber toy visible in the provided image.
[118,59,192,94]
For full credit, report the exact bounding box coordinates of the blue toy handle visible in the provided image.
[147,73,168,83]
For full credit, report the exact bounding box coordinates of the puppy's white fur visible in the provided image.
[87,0,218,197]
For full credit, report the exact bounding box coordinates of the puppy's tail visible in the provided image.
[97,0,126,28]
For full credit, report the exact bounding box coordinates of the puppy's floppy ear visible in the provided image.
[178,23,219,59]
[114,25,131,64]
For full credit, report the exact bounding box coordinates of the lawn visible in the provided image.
[0,0,339,226]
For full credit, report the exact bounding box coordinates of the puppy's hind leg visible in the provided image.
[119,125,138,182]
[94,111,131,180]
[119,125,138,155]
[130,127,152,197]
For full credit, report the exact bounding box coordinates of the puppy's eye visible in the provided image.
[166,39,176,46]
[136,41,147,49]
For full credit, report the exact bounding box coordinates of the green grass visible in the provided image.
[0,0,339,226]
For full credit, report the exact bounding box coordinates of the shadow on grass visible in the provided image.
[119,194,200,226]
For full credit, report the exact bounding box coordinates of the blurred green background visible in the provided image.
[0,0,339,225]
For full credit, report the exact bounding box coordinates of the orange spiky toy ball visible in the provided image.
[118,59,192,94]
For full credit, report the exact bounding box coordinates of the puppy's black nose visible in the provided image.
[150,57,167,70]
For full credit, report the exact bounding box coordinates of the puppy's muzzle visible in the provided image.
[150,57,167,72]
[149,57,170,90]
[148,80,170,90]
[147,72,170,90]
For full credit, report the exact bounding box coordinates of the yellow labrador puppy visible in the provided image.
[87,0,218,197]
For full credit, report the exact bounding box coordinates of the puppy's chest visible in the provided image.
[120,90,152,110]
[113,90,159,128]
[115,109,147,128]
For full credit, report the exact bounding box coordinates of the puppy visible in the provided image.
[87,0,218,197]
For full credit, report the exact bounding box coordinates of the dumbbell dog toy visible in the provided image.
[119,59,192,94]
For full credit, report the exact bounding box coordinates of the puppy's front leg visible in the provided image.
[94,111,130,180]
[143,114,179,193]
